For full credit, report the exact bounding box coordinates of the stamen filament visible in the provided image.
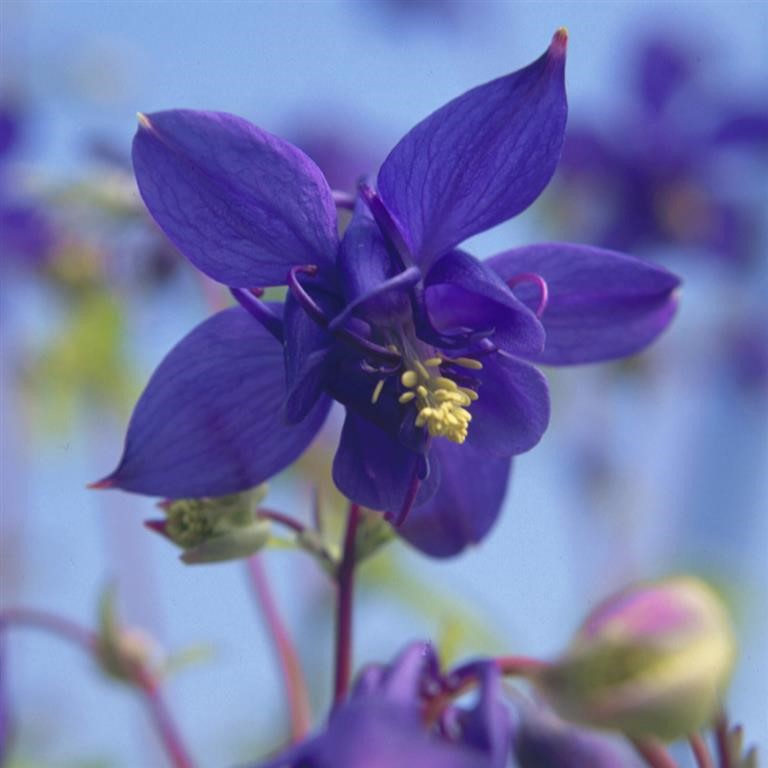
[230,288,284,343]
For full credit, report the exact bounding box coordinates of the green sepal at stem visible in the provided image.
[296,527,340,578]
[353,508,395,565]
[292,508,394,578]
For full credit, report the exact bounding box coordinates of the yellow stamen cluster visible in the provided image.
[398,357,480,444]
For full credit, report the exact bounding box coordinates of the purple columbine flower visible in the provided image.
[0,99,55,271]
[258,642,510,768]
[97,30,680,556]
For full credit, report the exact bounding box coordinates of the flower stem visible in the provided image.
[0,607,195,768]
[631,738,679,768]
[134,668,197,768]
[257,508,307,536]
[689,733,715,768]
[333,502,362,704]
[245,556,311,742]
[714,712,731,768]
[495,655,550,677]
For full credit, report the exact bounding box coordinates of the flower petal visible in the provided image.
[132,110,338,287]
[467,352,550,457]
[101,307,330,497]
[424,250,545,357]
[399,441,511,557]
[377,30,567,266]
[332,411,438,514]
[513,701,643,768]
[336,203,413,324]
[283,290,340,423]
[487,243,681,365]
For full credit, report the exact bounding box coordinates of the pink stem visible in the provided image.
[689,733,715,768]
[495,655,550,677]
[631,738,679,768]
[246,556,311,742]
[0,608,195,768]
[135,669,196,768]
[257,508,307,536]
[333,503,362,704]
[714,712,732,768]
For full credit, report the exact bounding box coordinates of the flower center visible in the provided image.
[397,356,481,444]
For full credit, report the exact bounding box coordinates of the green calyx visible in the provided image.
[162,485,271,565]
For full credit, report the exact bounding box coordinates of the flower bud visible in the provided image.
[147,485,271,564]
[95,588,159,685]
[534,576,736,742]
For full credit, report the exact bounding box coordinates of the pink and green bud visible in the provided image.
[95,588,160,685]
[147,485,271,564]
[534,576,736,742]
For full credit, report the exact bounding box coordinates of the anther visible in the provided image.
[399,391,416,404]
[414,361,430,379]
[401,370,418,388]
[371,379,385,404]
[453,357,483,370]
[423,357,442,367]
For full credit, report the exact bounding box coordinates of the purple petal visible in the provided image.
[332,411,438,513]
[425,250,545,357]
[713,107,768,148]
[132,110,338,287]
[400,441,510,557]
[377,30,568,266]
[488,243,681,365]
[336,203,413,325]
[513,701,643,768]
[467,352,550,457]
[283,290,340,423]
[101,307,330,497]
[457,664,512,768]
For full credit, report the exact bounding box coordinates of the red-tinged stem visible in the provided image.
[0,608,195,768]
[495,655,551,678]
[690,733,715,768]
[631,738,679,768]
[333,502,362,704]
[0,607,96,651]
[714,712,732,768]
[134,668,196,768]
[246,556,311,742]
[257,508,307,536]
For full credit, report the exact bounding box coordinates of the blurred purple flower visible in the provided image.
[258,642,510,768]
[550,33,768,265]
[512,699,642,768]
[0,100,55,270]
[98,31,679,556]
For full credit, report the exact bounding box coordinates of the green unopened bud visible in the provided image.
[534,576,736,742]
[150,485,271,564]
[96,588,159,685]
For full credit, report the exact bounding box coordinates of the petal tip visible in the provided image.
[550,27,569,57]
[87,477,116,490]
[136,112,153,131]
